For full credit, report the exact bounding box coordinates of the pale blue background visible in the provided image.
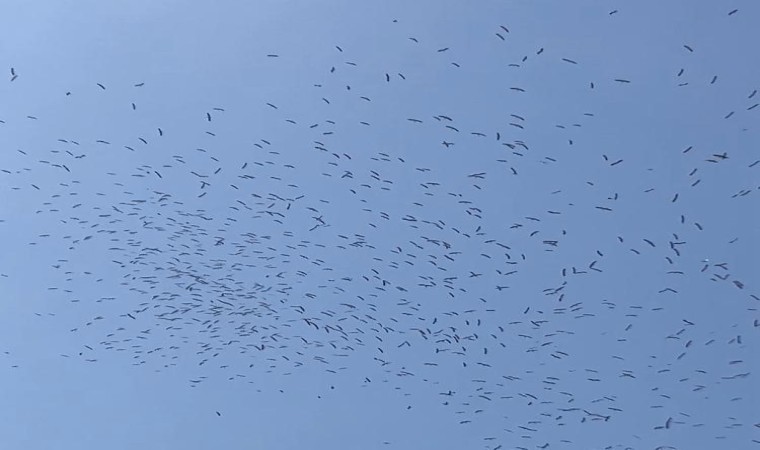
[1,1,758,449]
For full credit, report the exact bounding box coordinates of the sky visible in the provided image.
[0,1,758,449]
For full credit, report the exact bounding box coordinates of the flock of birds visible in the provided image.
[1,5,758,450]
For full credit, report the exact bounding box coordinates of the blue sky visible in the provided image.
[1,1,758,449]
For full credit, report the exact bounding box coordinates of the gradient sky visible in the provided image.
[1,1,758,449]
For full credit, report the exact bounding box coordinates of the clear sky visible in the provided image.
[1,1,758,449]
